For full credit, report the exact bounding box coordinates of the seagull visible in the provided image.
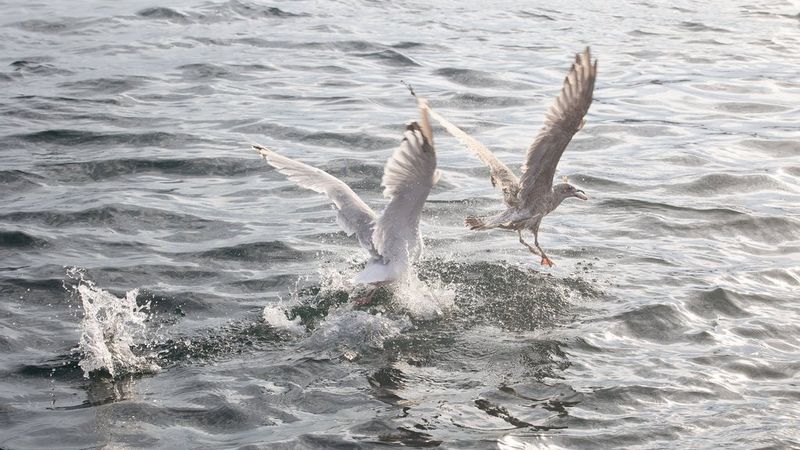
[252,104,438,288]
[418,47,597,266]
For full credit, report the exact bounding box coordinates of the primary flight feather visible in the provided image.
[422,47,597,266]
[253,104,438,286]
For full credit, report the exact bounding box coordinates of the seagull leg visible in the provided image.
[534,231,554,267]
[353,286,378,307]
[518,230,541,256]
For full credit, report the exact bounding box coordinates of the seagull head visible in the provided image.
[554,182,589,202]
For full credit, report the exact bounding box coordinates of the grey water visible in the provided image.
[1,0,799,448]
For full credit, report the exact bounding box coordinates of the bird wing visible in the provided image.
[423,102,520,207]
[518,47,597,208]
[253,144,378,252]
[372,114,437,267]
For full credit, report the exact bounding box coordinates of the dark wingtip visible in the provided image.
[401,80,417,98]
[405,121,421,133]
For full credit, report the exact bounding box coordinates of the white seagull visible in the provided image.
[420,47,597,266]
[252,104,438,287]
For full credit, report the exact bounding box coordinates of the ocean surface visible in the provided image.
[1,0,799,448]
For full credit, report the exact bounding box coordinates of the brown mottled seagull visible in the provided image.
[252,103,438,286]
[419,47,596,266]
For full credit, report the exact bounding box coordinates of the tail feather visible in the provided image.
[465,216,487,230]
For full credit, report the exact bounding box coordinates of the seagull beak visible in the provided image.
[575,190,589,200]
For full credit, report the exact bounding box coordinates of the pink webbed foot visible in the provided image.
[352,288,378,306]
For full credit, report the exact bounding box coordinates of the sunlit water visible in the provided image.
[1,0,799,448]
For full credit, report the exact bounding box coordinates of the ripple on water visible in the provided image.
[11,18,104,34]
[670,172,787,195]
[439,93,531,109]
[356,49,421,67]
[0,170,45,192]
[37,157,259,182]
[0,230,50,249]
[234,121,397,150]
[9,59,74,77]
[685,287,752,319]
[0,205,241,236]
[57,77,149,95]
[136,7,192,23]
[715,102,790,114]
[434,67,534,90]
[184,240,309,263]
[2,0,800,447]
[615,303,689,343]
[3,129,208,150]
[137,1,307,24]
[740,138,800,158]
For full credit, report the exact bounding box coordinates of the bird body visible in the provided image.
[253,105,437,285]
[422,48,597,266]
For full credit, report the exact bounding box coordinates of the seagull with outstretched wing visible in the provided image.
[419,47,596,266]
[252,104,438,288]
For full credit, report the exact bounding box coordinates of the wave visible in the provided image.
[36,157,258,182]
[671,172,788,195]
[136,1,307,24]
[0,230,50,249]
[0,204,240,238]
[235,121,398,150]
[356,49,421,67]
[599,198,745,218]
[136,7,192,23]
[434,67,533,89]
[741,139,800,158]
[654,214,800,245]
[0,169,44,192]
[184,240,309,263]
[10,17,106,34]
[686,287,752,319]
[4,129,208,149]
[9,59,74,77]
[614,303,688,343]
[57,77,149,94]
[439,93,531,109]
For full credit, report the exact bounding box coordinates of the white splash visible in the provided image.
[68,268,159,378]
[318,257,456,320]
[262,303,305,335]
[307,309,409,355]
[393,271,456,320]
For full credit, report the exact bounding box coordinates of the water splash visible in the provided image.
[392,270,456,320]
[66,268,159,378]
[262,303,305,335]
[306,309,410,359]
[317,259,456,320]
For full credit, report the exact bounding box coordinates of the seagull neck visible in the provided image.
[548,189,567,211]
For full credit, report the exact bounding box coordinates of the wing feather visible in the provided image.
[372,116,437,266]
[423,103,521,207]
[253,144,378,252]
[518,47,597,207]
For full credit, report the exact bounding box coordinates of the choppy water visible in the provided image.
[2,0,799,448]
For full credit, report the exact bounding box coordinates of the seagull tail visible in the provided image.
[465,216,488,230]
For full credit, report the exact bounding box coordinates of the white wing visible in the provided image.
[371,118,437,267]
[253,144,378,252]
